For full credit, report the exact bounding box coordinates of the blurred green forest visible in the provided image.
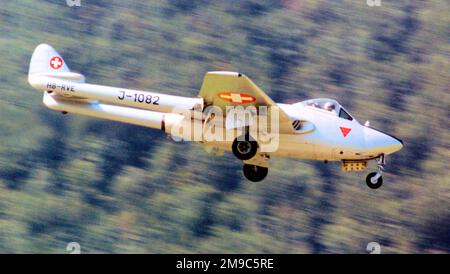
[0,0,449,253]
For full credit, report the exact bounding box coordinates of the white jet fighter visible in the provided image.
[28,44,403,189]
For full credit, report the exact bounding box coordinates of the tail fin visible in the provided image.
[29,44,70,75]
[28,44,84,83]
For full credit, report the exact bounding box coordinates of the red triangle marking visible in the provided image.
[340,127,352,138]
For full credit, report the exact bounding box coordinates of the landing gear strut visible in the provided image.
[366,154,385,189]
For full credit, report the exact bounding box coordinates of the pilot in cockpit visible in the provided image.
[323,101,337,115]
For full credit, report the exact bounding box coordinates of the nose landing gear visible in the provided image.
[366,154,385,189]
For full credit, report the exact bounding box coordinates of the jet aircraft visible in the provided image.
[28,44,403,188]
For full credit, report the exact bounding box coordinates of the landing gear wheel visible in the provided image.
[366,172,383,189]
[232,135,258,160]
[243,164,268,182]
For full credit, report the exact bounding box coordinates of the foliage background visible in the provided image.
[0,0,448,253]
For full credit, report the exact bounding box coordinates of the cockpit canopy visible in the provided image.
[297,98,354,121]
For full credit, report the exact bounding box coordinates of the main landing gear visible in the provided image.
[232,134,269,182]
[232,134,258,160]
[243,164,268,182]
[366,154,385,189]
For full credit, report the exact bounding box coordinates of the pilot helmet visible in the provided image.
[324,102,335,111]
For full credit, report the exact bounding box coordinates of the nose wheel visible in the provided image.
[366,155,385,189]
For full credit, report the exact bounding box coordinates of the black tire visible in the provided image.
[232,135,258,160]
[366,172,383,189]
[243,164,268,182]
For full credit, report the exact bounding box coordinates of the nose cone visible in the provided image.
[364,127,403,155]
[383,134,403,153]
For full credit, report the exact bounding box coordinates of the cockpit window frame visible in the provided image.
[302,98,339,114]
[339,108,353,121]
[298,98,357,122]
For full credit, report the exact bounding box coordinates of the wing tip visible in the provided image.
[207,71,242,77]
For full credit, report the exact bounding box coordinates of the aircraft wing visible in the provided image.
[198,71,294,133]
